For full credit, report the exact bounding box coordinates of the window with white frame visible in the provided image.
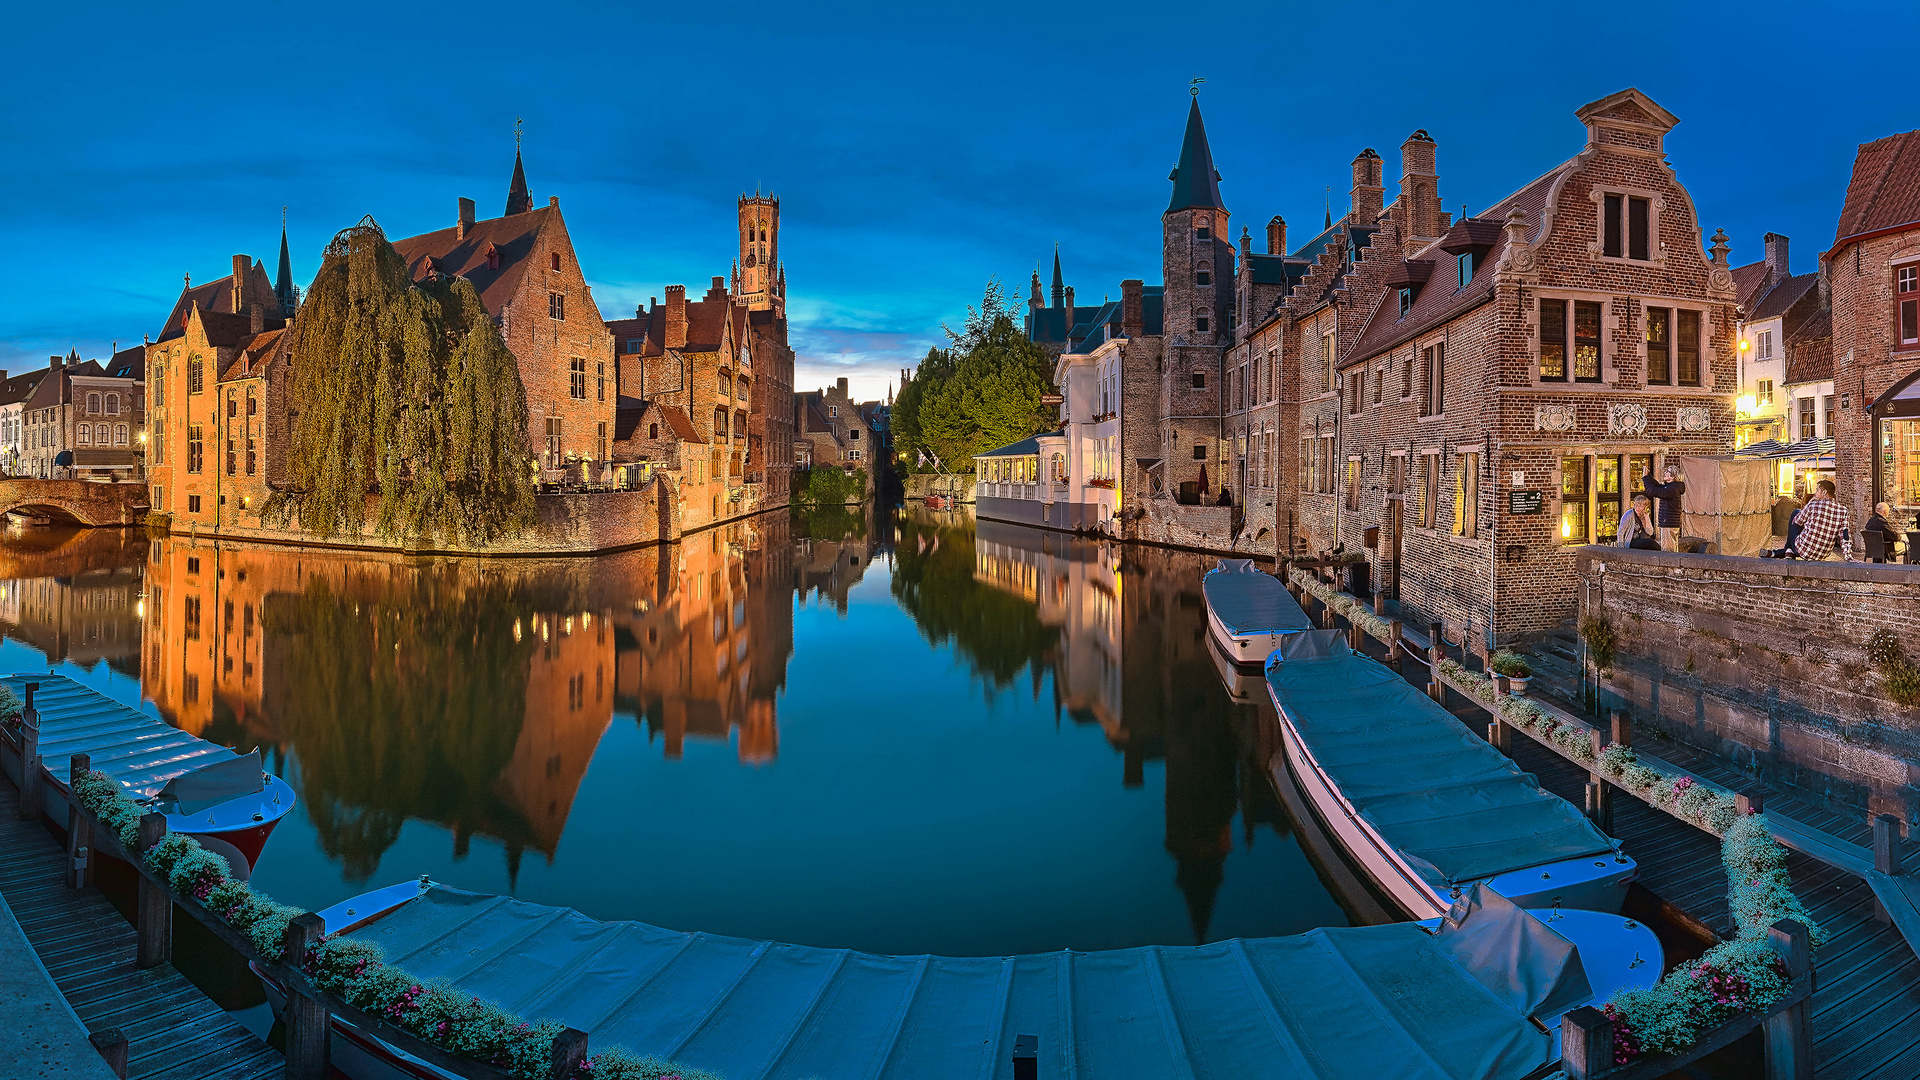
[1758,379,1774,406]
[1756,330,1773,360]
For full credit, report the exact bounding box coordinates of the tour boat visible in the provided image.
[262,878,1658,1080]
[0,675,295,876]
[1265,632,1637,920]
[1202,558,1313,668]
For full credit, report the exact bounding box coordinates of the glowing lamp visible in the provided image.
[1736,394,1758,416]
[1740,339,1750,351]
[1561,518,1572,539]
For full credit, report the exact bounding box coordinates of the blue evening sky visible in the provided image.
[1,1,1910,402]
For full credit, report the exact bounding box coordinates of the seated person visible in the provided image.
[1865,502,1906,560]
[1617,494,1660,549]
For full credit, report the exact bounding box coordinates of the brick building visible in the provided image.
[1028,88,1742,644]
[1826,131,1920,520]
[604,193,797,531]
[793,377,875,495]
[10,348,146,480]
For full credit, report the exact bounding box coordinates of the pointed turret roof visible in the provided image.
[1050,247,1064,306]
[274,222,296,316]
[506,149,532,216]
[1166,98,1226,215]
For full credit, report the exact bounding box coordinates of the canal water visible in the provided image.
[0,507,1353,959]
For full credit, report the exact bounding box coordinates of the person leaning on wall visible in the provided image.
[1617,493,1660,550]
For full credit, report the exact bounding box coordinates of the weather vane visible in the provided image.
[514,116,523,150]
[1189,77,1206,97]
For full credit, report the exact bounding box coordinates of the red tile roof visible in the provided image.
[157,262,277,341]
[219,327,289,381]
[1834,131,1920,248]
[1784,309,1833,385]
[389,207,554,317]
[1349,163,1565,363]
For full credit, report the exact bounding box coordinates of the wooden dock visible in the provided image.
[0,780,283,1080]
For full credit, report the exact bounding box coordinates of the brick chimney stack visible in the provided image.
[1350,149,1384,224]
[837,377,849,398]
[49,355,62,371]
[664,286,687,349]
[1267,216,1287,255]
[1064,285,1075,317]
[1400,130,1444,243]
[457,197,475,240]
[1764,233,1790,284]
[1121,279,1144,337]
[231,255,250,313]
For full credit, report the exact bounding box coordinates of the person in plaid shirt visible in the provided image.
[1791,480,1853,561]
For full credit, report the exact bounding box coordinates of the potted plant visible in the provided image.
[1491,650,1534,695]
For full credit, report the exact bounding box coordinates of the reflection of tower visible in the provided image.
[737,193,781,315]
[503,611,617,856]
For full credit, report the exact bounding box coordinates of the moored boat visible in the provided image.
[1265,631,1637,920]
[1202,559,1312,668]
[0,675,294,875]
[265,878,1658,1080]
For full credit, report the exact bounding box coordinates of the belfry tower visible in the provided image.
[736,192,781,314]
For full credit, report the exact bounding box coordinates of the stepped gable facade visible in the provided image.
[1825,130,1920,518]
[389,161,615,475]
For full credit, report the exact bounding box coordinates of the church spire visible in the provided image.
[274,207,296,317]
[1166,96,1226,215]
[505,117,532,216]
[1050,246,1064,308]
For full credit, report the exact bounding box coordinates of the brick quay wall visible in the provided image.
[1578,546,1920,820]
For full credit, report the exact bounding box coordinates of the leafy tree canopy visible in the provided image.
[266,218,536,543]
[894,278,1055,473]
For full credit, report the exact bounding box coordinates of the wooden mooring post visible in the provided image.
[1426,622,1445,701]
[1875,813,1905,924]
[135,813,170,968]
[17,681,39,822]
[1585,728,1612,832]
[1762,920,1815,1080]
[283,912,330,1080]
[1386,619,1403,668]
[66,753,92,888]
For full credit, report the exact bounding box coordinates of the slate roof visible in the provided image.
[0,369,50,407]
[390,206,554,318]
[1244,252,1310,288]
[1027,304,1109,345]
[797,392,836,435]
[1062,287,1165,355]
[1166,99,1226,214]
[1348,165,1565,364]
[1834,130,1920,248]
[103,344,145,381]
[1785,308,1833,385]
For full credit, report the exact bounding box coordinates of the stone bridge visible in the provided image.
[0,479,148,527]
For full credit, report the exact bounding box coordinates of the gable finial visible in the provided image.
[1189,76,1205,97]
[515,115,523,150]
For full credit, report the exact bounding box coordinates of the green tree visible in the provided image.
[895,279,1054,473]
[265,218,536,543]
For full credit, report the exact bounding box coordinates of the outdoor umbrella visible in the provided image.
[1198,464,1209,493]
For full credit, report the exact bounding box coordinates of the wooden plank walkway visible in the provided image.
[0,781,284,1080]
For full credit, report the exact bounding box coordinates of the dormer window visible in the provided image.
[485,244,501,271]
[1457,252,1474,289]
[1399,288,1413,316]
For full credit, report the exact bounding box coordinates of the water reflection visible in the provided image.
[0,508,1348,954]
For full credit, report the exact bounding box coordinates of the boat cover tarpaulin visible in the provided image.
[1,674,240,798]
[346,883,1578,1080]
[1203,560,1312,637]
[1266,649,1616,888]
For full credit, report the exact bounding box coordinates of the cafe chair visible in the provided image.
[1906,530,1920,564]
[1866,531,1890,564]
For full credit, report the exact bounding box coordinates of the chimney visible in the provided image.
[1267,216,1287,255]
[457,197,475,240]
[1764,233,1790,283]
[1064,285,1075,315]
[1399,130,1443,242]
[231,255,249,313]
[837,377,848,399]
[1350,149,1384,224]
[1122,279,1144,337]
[665,285,687,349]
[251,304,265,333]
[49,355,62,371]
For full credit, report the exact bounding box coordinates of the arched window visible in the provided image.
[1051,452,1066,482]
[106,393,119,415]
[649,422,659,440]
[86,392,101,414]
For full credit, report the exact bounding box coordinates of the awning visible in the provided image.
[71,449,138,467]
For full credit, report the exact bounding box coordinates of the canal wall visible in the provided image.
[1578,546,1920,821]
[902,473,973,502]
[160,479,767,556]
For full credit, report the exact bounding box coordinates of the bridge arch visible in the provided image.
[0,479,147,528]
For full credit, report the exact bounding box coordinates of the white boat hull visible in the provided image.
[1269,679,1636,919]
[1206,602,1292,668]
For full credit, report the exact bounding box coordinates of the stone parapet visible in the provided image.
[1578,545,1920,819]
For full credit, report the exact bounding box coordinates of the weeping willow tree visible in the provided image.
[265,218,536,543]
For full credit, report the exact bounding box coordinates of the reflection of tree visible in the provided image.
[890,516,1057,689]
[790,503,866,542]
[263,571,552,881]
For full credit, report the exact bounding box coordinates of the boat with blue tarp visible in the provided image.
[268,877,1659,1080]
[1202,558,1313,668]
[1265,631,1636,920]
